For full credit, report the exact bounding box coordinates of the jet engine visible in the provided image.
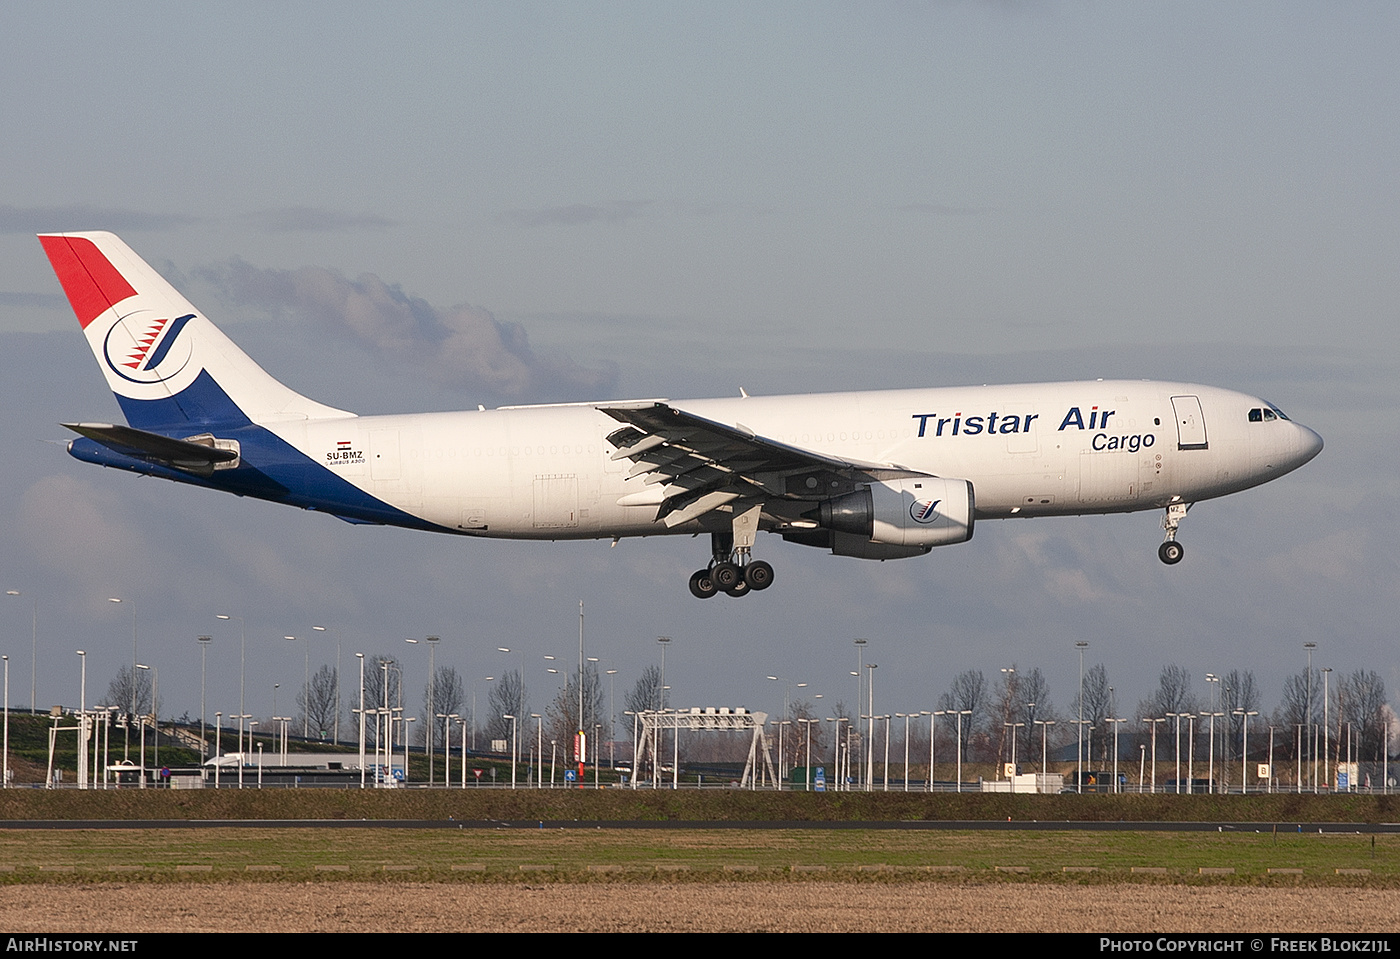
[792,477,974,558]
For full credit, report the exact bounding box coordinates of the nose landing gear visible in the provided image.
[1158,502,1191,565]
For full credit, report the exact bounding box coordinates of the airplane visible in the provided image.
[40,231,1323,599]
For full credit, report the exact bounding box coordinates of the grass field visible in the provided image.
[0,826,1393,886]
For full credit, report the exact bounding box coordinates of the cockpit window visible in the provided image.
[1266,404,1290,421]
[1249,408,1262,422]
[1249,404,1290,424]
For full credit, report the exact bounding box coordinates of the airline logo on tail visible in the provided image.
[102,312,196,384]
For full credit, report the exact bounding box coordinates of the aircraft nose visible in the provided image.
[1293,422,1323,466]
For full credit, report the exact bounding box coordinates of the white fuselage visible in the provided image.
[275,379,1320,540]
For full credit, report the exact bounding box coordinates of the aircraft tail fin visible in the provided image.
[39,231,352,432]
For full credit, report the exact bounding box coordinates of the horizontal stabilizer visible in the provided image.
[62,422,239,476]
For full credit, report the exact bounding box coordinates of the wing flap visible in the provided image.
[598,401,931,527]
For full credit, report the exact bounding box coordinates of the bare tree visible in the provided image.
[1336,669,1388,762]
[355,655,399,746]
[422,666,465,747]
[1140,664,1198,720]
[1273,668,1321,761]
[104,666,152,721]
[545,664,604,749]
[993,665,1022,768]
[625,664,664,715]
[1019,667,1056,757]
[1221,669,1260,761]
[1073,664,1112,762]
[784,698,826,770]
[486,670,528,745]
[297,664,338,740]
[938,670,986,760]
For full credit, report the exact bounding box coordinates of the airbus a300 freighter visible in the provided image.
[41,232,1322,598]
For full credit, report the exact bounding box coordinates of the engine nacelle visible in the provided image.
[813,477,974,550]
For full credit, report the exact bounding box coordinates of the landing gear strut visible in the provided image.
[688,514,776,598]
[1158,502,1190,565]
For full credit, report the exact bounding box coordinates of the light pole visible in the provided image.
[865,663,878,791]
[424,636,439,784]
[137,664,158,778]
[504,713,518,788]
[1075,641,1088,794]
[1108,717,1127,793]
[853,639,867,787]
[2,654,8,789]
[109,597,136,759]
[5,590,36,714]
[1167,712,1183,792]
[1144,717,1166,793]
[311,626,334,744]
[135,664,151,788]
[1004,721,1025,780]
[1304,642,1316,792]
[285,635,308,739]
[198,636,212,760]
[798,718,817,791]
[77,650,88,789]
[356,653,366,788]
[1235,709,1258,793]
[216,614,246,766]
[1322,666,1333,790]
[898,713,912,792]
[1036,719,1056,780]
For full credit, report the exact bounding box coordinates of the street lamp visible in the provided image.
[1235,708,1258,793]
[864,664,878,791]
[109,597,137,759]
[1075,641,1088,794]
[1036,719,1056,783]
[215,614,246,765]
[4,590,36,714]
[2,654,8,789]
[503,714,518,788]
[77,650,88,789]
[356,652,366,788]
[198,636,212,761]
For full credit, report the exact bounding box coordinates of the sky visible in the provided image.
[0,2,1395,748]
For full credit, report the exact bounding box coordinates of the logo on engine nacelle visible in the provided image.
[909,499,942,524]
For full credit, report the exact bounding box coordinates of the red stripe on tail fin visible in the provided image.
[38,235,138,330]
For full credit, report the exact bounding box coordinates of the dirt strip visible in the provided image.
[0,882,1396,933]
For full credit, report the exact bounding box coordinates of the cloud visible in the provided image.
[0,205,198,234]
[0,292,66,310]
[501,200,651,227]
[244,207,396,233]
[197,258,617,402]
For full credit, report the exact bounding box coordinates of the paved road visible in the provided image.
[0,818,1396,831]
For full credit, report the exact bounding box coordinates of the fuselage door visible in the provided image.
[1170,395,1208,450]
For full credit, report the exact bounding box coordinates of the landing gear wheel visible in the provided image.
[1158,541,1184,565]
[743,560,774,591]
[711,562,742,591]
[689,569,719,599]
[724,577,750,597]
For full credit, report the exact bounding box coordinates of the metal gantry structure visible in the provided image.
[631,708,776,790]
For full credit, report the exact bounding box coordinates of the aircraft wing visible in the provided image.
[62,422,239,476]
[598,401,926,527]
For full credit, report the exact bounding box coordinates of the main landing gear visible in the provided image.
[1158,501,1191,565]
[689,518,775,599]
